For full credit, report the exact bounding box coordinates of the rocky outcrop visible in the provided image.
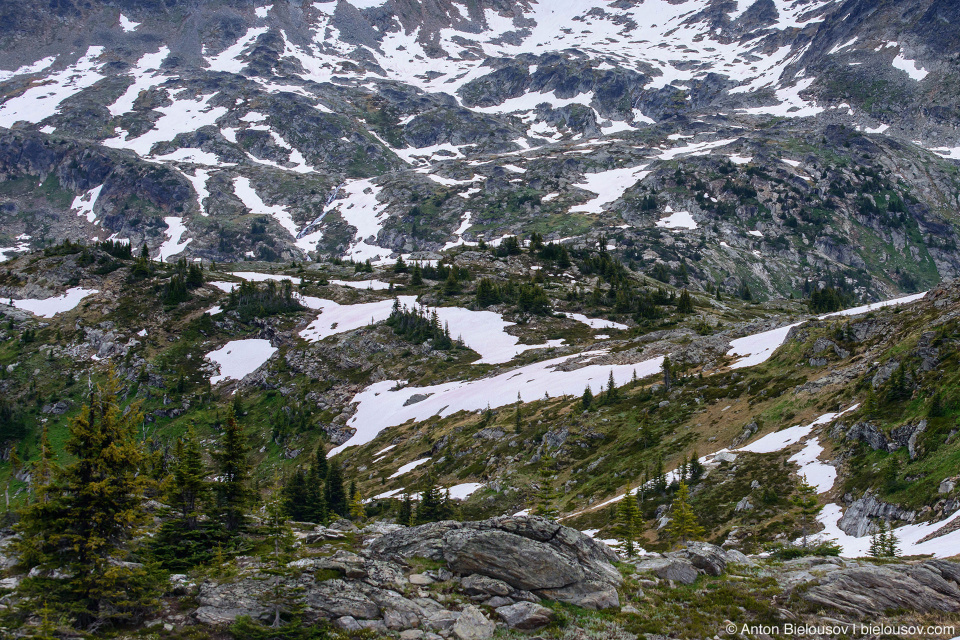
[804,560,960,618]
[368,515,622,609]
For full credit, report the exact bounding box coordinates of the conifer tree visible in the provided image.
[16,375,159,628]
[618,489,643,557]
[605,370,618,404]
[869,520,889,558]
[398,494,413,526]
[168,424,208,530]
[514,393,523,431]
[281,468,312,521]
[306,446,328,524]
[32,424,54,502]
[349,489,365,521]
[886,522,901,557]
[533,454,559,519]
[410,264,423,286]
[677,289,694,313]
[662,356,672,391]
[325,461,348,518]
[653,454,667,495]
[213,409,253,532]
[252,477,298,632]
[688,450,704,482]
[665,481,704,547]
[582,385,594,410]
[792,478,823,548]
[416,477,444,524]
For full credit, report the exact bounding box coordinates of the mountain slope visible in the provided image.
[1,0,959,302]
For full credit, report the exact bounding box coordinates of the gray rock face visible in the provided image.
[451,605,495,640]
[369,516,621,609]
[804,561,960,618]
[495,601,554,630]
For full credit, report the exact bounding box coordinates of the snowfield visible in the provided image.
[328,352,665,456]
[300,295,565,365]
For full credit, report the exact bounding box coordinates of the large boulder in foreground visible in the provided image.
[803,560,960,618]
[369,515,622,609]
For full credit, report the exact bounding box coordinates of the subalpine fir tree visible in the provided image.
[213,409,253,533]
[325,461,348,518]
[416,478,444,524]
[410,264,423,286]
[32,424,54,502]
[688,450,704,482]
[653,454,667,495]
[886,522,901,557]
[582,385,594,410]
[869,520,901,558]
[869,520,889,558]
[168,424,208,530]
[604,370,618,404]
[792,478,823,548]
[618,489,643,557]
[16,375,160,629]
[514,393,523,431]
[662,356,672,391]
[533,454,559,519]
[665,481,704,547]
[306,445,328,524]
[677,289,694,313]
[349,489,365,521]
[398,494,413,526]
[281,468,312,522]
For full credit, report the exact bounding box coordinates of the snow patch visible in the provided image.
[11,287,98,318]
[206,339,277,385]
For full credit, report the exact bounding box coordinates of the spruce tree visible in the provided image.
[16,376,159,628]
[213,409,253,533]
[168,424,208,530]
[665,481,704,547]
[662,356,672,391]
